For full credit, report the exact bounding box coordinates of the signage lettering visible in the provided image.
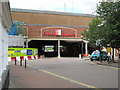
[42,32,75,37]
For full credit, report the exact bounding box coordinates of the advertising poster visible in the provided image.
[34,49,38,55]
[44,45,54,52]
[21,50,27,56]
[8,48,38,57]
[14,50,21,56]
[27,50,32,55]
[8,50,14,56]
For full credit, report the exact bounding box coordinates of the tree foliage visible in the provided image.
[97,1,120,48]
[84,1,120,48]
[83,18,102,47]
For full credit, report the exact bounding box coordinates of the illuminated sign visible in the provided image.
[55,29,62,35]
[44,45,54,52]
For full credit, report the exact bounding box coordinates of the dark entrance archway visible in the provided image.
[60,41,84,57]
[28,40,86,57]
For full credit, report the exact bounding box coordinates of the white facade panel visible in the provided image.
[2,29,8,72]
[0,1,12,89]
[0,19,9,90]
[0,18,2,82]
[8,35,24,47]
[0,21,8,74]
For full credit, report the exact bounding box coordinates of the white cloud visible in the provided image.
[9,0,100,14]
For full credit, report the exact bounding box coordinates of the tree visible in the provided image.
[97,1,120,62]
[83,1,120,62]
[83,18,102,47]
[84,1,120,48]
[96,1,120,48]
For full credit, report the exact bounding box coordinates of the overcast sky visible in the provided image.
[9,0,101,14]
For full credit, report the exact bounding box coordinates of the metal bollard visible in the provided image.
[15,58,17,65]
[25,59,27,68]
[20,59,22,66]
[81,54,83,59]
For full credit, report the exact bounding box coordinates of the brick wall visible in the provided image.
[11,11,94,27]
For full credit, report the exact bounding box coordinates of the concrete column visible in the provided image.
[85,41,88,54]
[58,40,60,58]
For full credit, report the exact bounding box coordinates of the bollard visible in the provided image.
[20,59,22,66]
[25,59,27,68]
[79,54,81,58]
[15,58,17,65]
[81,54,83,59]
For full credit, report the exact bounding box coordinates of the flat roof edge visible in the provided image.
[26,23,88,28]
[11,8,96,17]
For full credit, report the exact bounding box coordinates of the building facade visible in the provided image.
[11,8,95,57]
[0,1,12,89]
[8,20,24,48]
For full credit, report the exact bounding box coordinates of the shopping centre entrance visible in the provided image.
[28,40,86,57]
[25,25,90,57]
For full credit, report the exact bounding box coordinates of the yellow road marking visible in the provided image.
[84,60,119,69]
[97,65,119,69]
[39,69,97,88]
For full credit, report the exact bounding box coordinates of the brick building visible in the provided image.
[11,8,95,57]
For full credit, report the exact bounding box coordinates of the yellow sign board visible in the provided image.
[8,51,14,56]
[107,47,111,52]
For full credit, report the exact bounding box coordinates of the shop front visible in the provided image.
[11,8,95,57]
[27,25,89,57]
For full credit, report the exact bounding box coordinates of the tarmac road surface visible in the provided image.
[9,58,119,88]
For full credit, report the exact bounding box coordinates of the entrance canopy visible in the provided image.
[28,38,84,42]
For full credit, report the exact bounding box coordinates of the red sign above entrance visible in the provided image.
[41,28,77,37]
[42,32,75,37]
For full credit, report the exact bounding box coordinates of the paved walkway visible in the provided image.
[9,64,81,88]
